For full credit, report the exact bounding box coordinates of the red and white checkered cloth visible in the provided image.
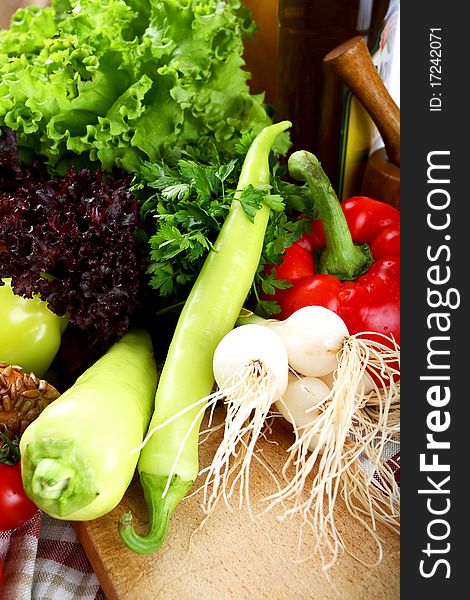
[0,511,105,600]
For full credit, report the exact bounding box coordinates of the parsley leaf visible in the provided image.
[236,184,264,223]
[263,194,285,212]
[137,140,315,315]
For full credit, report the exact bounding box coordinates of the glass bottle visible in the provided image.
[276,0,399,197]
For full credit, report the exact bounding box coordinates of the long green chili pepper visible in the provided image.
[119,121,292,553]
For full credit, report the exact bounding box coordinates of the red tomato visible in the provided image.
[0,463,37,531]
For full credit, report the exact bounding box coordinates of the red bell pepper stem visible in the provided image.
[288,151,368,280]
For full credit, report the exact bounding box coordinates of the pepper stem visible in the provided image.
[119,472,192,554]
[288,151,368,280]
[21,438,99,517]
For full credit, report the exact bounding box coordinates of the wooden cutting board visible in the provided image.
[75,415,399,600]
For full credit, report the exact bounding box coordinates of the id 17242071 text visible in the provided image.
[429,28,443,112]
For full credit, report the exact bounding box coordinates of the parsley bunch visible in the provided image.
[134,139,314,316]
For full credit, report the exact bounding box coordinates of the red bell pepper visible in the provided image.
[266,151,400,345]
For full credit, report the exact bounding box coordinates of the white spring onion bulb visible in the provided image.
[194,324,290,513]
[319,370,336,388]
[320,369,375,395]
[275,373,330,451]
[268,306,349,377]
[213,323,289,401]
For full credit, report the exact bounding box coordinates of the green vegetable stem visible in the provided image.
[288,151,368,279]
[0,278,68,376]
[20,330,157,520]
[119,121,292,553]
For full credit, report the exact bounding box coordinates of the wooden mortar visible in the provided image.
[324,36,400,209]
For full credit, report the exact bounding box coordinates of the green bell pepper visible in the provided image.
[0,279,68,376]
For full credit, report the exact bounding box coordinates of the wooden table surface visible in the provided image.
[75,415,400,600]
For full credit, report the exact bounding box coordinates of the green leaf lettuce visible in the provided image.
[0,0,274,173]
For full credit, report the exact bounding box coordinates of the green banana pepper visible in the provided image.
[0,279,68,376]
[119,121,292,553]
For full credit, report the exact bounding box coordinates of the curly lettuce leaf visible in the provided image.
[0,0,274,173]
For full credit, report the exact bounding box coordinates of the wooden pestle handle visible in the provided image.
[324,36,400,166]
